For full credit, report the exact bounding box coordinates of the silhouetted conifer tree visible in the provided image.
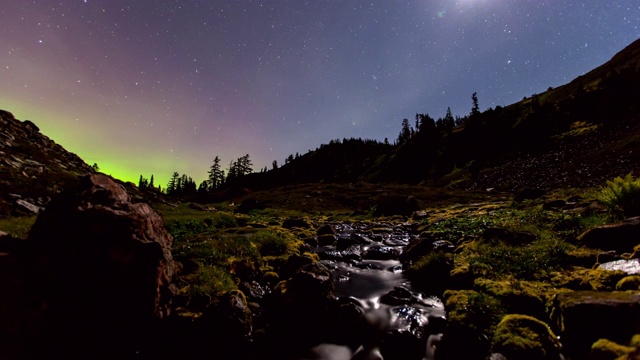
[138,175,149,189]
[416,113,436,134]
[198,180,210,194]
[397,118,412,144]
[471,92,480,117]
[443,107,455,132]
[167,172,179,194]
[208,156,225,190]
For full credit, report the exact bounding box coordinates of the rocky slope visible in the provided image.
[0,110,93,217]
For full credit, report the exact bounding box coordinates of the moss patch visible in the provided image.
[443,289,503,339]
[491,314,561,360]
[474,278,560,321]
[616,276,640,291]
[590,338,635,359]
[550,268,627,291]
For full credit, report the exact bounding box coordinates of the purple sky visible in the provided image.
[2,0,639,186]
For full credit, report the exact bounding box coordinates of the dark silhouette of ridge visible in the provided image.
[227,36,640,193]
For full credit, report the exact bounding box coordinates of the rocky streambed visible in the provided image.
[3,174,640,360]
[305,221,446,359]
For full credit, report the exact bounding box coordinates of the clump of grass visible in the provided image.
[165,219,209,243]
[0,215,37,238]
[173,234,260,311]
[174,233,260,267]
[203,211,242,229]
[597,173,640,218]
[251,229,300,257]
[190,265,237,298]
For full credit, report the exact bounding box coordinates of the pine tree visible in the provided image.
[397,118,412,144]
[227,160,238,182]
[138,175,149,189]
[443,107,455,132]
[149,175,155,188]
[236,154,253,176]
[208,156,225,190]
[167,172,179,194]
[471,92,480,117]
[198,180,210,193]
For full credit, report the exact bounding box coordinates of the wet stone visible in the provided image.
[307,221,446,360]
[364,245,402,260]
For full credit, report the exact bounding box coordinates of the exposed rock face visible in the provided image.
[0,110,93,216]
[27,173,175,356]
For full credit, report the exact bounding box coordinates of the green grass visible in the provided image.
[0,215,37,238]
[597,173,640,218]
[467,238,570,280]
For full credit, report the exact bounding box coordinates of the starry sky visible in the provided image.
[2,1,639,187]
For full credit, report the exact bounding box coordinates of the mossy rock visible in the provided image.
[450,262,475,289]
[590,338,635,359]
[550,268,627,291]
[262,271,280,286]
[565,247,600,268]
[438,290,503,359]
[474,278,553,321]
[616,276,640,291]
[406,252,453,294]
[491,314,561,360]
[551,291,640,359]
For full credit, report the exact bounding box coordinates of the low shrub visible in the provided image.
[598,173,640,218]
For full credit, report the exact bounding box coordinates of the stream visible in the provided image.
[308,221,446,360]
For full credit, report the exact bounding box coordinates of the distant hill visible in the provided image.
[2,37,640,209]
[0,110,93,217]
[236,37,640,193]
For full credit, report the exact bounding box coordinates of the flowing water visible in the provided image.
[307,222,446,360]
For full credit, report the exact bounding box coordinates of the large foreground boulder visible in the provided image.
[551,291,640,359]
[27,173,175,357]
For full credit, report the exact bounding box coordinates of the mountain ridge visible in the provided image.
[1,37,640,207]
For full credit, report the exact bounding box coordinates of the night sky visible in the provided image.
[2,1,639,186]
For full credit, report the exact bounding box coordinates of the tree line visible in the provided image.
[137,92,480,195]
[395,92,480,146]
[137,154,255,196]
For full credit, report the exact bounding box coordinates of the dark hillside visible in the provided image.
[0,110,94,217]
[235,138,392,190]
[236,38,640,192]
[366,37,640,189]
